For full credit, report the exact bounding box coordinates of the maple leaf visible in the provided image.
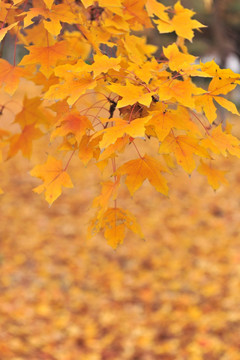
[99,136,129,161]
[158,78,205,109]
[98,115,151,149]
[22,4,76,36]
[201,126,240,158]
[19,41,68,78]
[116,154,169,195]
[198,160,228,190]
[8,124,43,159]
[78,134,101,165]
[195,78,240,123]
[107,81,154,108]
[146,106,201,142]
[122,34,157,65]
[91,54,122,78]
[159,134,210,174]
[14,96,54,129]
[44,72,96,106]
[51,112,93,144]
[127,57,160,84]
[30,156,73,205]
[89,207,144,249]
[200,60,240,79]
[163,43,196,72]
[0,59,26,95]
[146,0,170,19]
[146,0,174,34]
[171,1,206,42]
[93,177,120,216]
[123,0,153,29]
[149,0,205,41]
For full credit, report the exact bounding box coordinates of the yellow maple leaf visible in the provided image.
[99,135,129,161]
[163,43,196,72]
[195,77,240,123]
[198,160,228,190]
[146,0,173,34]
[107,81,154,108]
[22,4,77,36]
[92,177,120,216]
[158,78,205,109]
[213,96,240,117]
[30,156,73,205]
[44,72,96,106]
[146,0,170,19]
[122,34,157,65]
[171,1,206,42]
[89,207,144,249]
[201,126,240,158]
[91,54,121,78]
[116,154,169,195]
[123,0,153,30]
[98,115,151,149]
[208,77,237,96]
[200,60,240,79]
[146,106,201,141]
[159,134,210,174]
[148,0,205,41]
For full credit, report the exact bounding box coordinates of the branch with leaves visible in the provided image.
[0,0,240,248]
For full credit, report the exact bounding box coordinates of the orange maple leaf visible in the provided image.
[198,160,228,190]
[89,207,144,249]
[201,126,240,158]
[30,156,73,205]
[93,177,120,217]
[78,134,101,166]
[19,41,68,78]
[8,124,43,159]
[0,59,26,95]
[51,112,93,144]
[116,154,169,195]
[14,96,54,129]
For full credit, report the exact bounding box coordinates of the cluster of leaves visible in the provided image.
[1,0,240,248]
